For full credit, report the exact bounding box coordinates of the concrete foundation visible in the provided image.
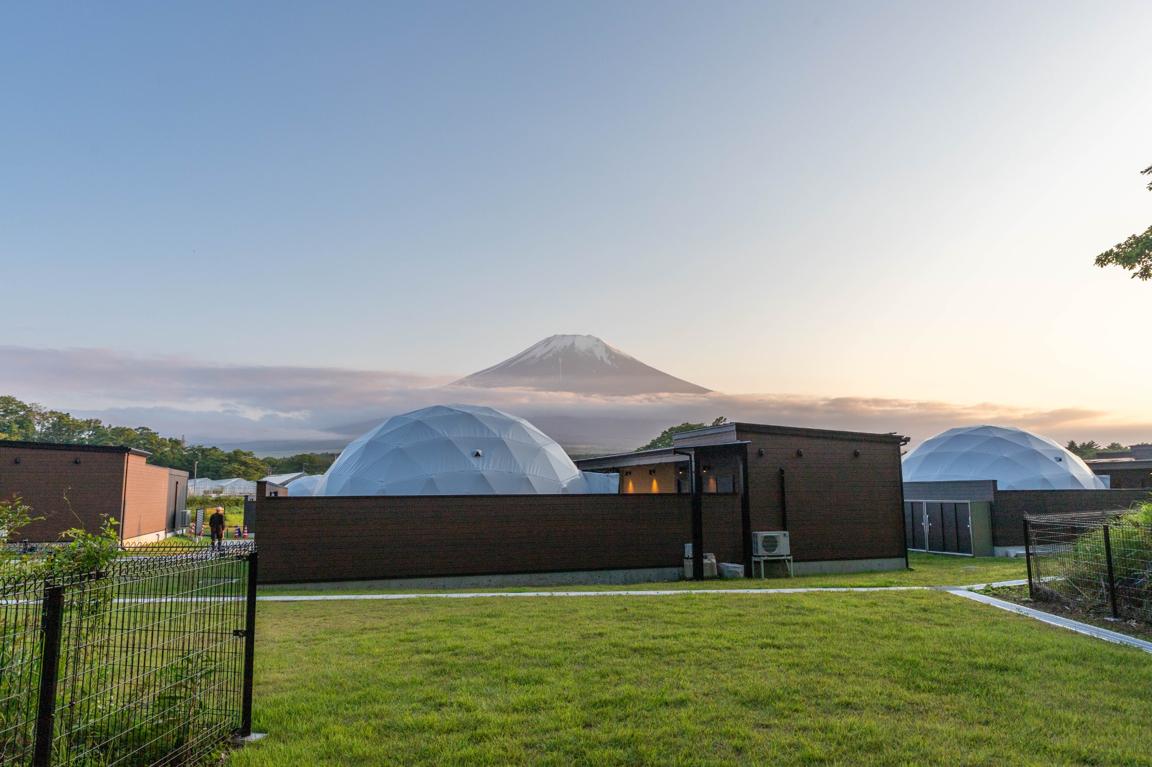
[791,557,908,576]
[272,558,908,590]
[274,567,685,591]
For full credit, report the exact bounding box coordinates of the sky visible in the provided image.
[1,1,1149,450]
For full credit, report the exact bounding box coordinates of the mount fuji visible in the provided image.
[452,335,711,396]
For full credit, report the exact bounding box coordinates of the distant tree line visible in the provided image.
[262,452,338,475]
[0,395,336,480]
[1066,440,1127,460]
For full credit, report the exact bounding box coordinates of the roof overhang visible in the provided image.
[1087,459,1152,472]
[575,441,749,471]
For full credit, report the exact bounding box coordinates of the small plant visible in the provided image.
[44,517,121,582]
[0,494,39,541]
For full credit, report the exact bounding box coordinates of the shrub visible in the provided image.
[1056,500,1152,620]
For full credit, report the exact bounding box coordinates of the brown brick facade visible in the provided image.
[992,489,1151,546]
[735,427,906,563]
[255,424,907,584]
[256,494,744,584]
[122,454,173,540]
[0,441,186,542]
[1093,467,1152,490]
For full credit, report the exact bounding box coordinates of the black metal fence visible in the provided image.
[1025,511,1152,622]
[1,543,257,766]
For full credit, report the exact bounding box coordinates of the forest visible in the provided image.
[0,395,335,479]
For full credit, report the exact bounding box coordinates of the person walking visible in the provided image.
[208,507,226,552]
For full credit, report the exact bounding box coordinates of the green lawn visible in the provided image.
[232,591,1152,766]
[258,552,1027,596]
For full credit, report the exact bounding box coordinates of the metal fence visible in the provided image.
[1024,511,1152,622]
[1,543,257,766]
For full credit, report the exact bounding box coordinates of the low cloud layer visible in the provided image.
[1,346,1146,455]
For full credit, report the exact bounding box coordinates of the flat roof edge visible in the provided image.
[666,422,905,444]
[729,422,906,444]
[0,439,152,457]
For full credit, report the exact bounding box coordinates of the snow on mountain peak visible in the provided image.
[516,335,626,366]
[452,334,711,395]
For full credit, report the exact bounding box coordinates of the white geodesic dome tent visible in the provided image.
[314,404,615,496]
[902,425,1107,491]
[285,473,323,497]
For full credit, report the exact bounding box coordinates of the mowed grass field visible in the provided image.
[257,552,1028,596]
[231,590,1152,767]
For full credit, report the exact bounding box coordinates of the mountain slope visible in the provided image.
[452,335,711,396]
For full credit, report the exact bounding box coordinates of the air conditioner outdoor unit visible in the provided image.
[752,531,790,557]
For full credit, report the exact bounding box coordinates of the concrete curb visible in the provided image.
[945,588,1152,654]
[945,578,1028,590]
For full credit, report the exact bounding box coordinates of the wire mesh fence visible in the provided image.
[1025,510,1152,622]
[0,572,44,763]
[0,543,256,766]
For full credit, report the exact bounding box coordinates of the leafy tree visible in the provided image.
[0,395,39,440]
[1105,442,1127,452]
[1095,165,1152,280]
[263,452,338,475]
[637,417,728,451]
[1066,440,1101,459]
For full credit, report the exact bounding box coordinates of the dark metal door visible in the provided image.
[941,503,959,552]
[953,503,973,555]
[906,501,973,555]
[926,502,944,551]
[905,502,928,549]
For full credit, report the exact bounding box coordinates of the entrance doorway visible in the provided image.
[904,501,973,555]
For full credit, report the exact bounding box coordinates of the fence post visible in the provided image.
[1023,517,1034,600]
[33,583,64,767]
[1102,524,1119,620]
[240,549,259,737]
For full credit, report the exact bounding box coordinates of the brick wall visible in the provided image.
[736,429,906,562]
[993,489,1152,546]
[121,454,175,540]
[0,445,126,539]
[904,480,997,503]
[1096,467,1152,490]
[256,494,745,584]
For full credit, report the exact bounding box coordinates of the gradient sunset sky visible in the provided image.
[1,1,1149,442]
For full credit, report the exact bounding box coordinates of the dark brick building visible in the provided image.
[577,422,909,572]
[0,441,188,544]
[254,421,909,584]
[1086,458,1152,490]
